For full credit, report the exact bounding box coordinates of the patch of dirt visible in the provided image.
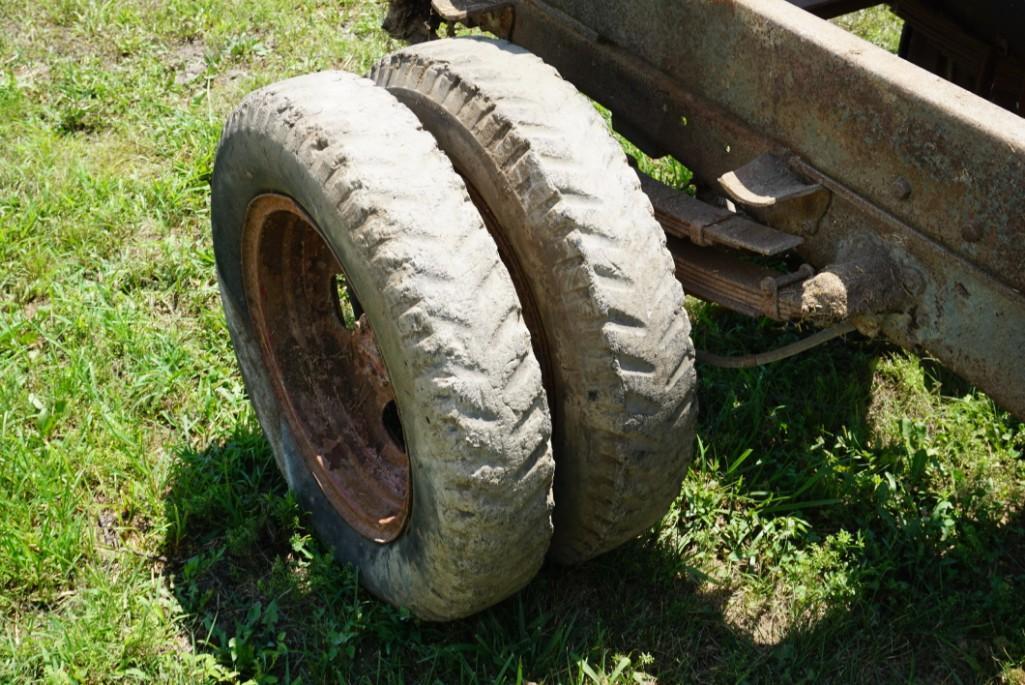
[215,68,248,86]
[169,40,250,91]
[98,509,119,548]
[171,41,207,86]
[171,631,194,655]
[866,363,934,443]
[22,297,48,321]
[14,63,51,89]
[715,585,790,646]
[702,576,829,648]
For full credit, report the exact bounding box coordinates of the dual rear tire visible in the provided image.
[211,40,697,620]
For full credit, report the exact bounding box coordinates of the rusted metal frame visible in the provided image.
[431,0,515,21]
[429,0,515,36]
[507,0,1025,419]
[514,0,1025,293]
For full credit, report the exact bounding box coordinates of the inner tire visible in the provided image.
[211,71,554,620]
[373,38,698,564]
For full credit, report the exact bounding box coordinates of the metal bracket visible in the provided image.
[718,153,831,235]
[431,0,516,22]
[719,153,823,207]
[761,264,815,320]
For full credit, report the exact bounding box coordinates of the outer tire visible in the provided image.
[211,71,554,620]
[373,38,698,564]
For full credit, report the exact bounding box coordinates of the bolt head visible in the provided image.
[892,177,912,200]
[961,223,984,243]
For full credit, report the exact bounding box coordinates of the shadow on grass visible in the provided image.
[163,312,1025,683]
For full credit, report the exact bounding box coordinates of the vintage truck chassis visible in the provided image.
[393,0,1025,419]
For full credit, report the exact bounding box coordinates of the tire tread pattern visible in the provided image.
[372,39,698,563]
[213,71,554,619]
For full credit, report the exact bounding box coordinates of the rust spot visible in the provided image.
[241,194,411,544]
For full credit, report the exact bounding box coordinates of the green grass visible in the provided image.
[833,6,905,53]
[2,1,1024,682]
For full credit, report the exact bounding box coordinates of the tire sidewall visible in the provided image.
[213,124,441,615]
[376,40,698,563]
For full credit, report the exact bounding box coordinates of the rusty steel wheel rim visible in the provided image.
[241,194,411,543]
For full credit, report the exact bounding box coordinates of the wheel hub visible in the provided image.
[241,194,410,543]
